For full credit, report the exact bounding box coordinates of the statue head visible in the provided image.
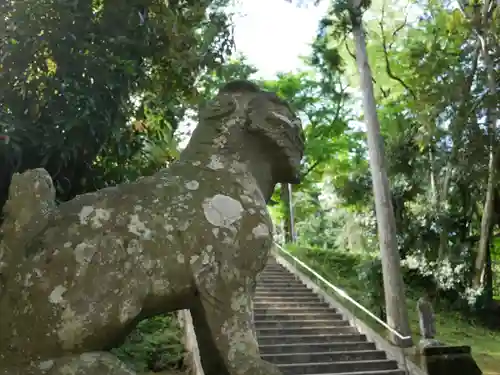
[197,80,305,184]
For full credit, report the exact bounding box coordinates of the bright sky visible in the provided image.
[176,0,327,147]
[232,0,329,79]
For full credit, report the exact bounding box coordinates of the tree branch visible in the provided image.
[379,6,417,99]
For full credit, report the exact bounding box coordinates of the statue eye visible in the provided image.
[270,111,293,126]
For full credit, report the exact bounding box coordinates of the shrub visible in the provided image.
[299,246,362,276]
[356,257,384,310]
[112,313,185,373]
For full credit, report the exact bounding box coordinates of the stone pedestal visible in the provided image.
[419,343,482,375]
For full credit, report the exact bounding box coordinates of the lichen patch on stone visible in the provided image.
[78,205,94,225]
[127,214,152,239]
[49,285,67,305]
[252,223,269,239]
[91,208,111,228]
[202,194,243,228]
[74,242,97,266]
[185,180,199,190]
[207,155,224,170]
[38,360,54,371]
[57,306,86,350]
[118,299,140,324]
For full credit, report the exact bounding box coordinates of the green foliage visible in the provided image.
[356,257,384,311]
[286,0,500,309]
[112,314,185,373]
[0,0,239,369]
[177,55,258,142]
[0,0,235,209]
[291,245,362,275]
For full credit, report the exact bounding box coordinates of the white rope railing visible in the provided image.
[273,242,412,341]
[272,241,412,374]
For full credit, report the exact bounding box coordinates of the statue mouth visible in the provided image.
[289,173,301,184]
[279,125,304,185]
[279,153,303,185]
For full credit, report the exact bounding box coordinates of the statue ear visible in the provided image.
[199,94,237,121]
[246,95,298,136]
[245,95,270,133]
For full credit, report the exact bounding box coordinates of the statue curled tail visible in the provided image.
[0,168,56,295]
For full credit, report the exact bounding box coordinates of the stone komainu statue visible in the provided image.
[0,80,305,375]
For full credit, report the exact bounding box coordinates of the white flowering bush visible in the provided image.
[401,252,483,306]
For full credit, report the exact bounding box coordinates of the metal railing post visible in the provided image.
[288,183,297,243]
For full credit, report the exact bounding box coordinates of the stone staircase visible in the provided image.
[254,259,407,375]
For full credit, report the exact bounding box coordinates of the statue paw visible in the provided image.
[241,357,283,375]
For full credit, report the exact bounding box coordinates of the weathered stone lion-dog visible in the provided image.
[0,80,305,375]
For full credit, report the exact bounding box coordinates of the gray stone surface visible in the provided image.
[0,80,305,375]
[417,295,436,339]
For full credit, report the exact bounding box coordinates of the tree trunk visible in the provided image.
[437,166,452,259]
[484,237,493,306]
[476,149,496,288]
[428,146,439,207]
[350,15,412,346]
[473,30,498,288]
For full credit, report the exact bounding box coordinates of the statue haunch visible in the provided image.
[0,80,305,375]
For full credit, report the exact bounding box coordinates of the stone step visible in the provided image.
[254,290,314,297]
[259,341,377,355]
[259,272,293,276]
[258,278,300,283]
[276,359,399,375]
[254,312,343,321]
[254,295,322,302]
[256,259,405,375]
[256,284,308,290]
[257,333,367,345]
[260,269,295,274]
[255,319,350,328]
[258,274,298,279]
[255,286,311,293]
[254,306,337,315]
[261,349,387,364]
[256,326,357,336]
[292,370,405,375]
[261,269,287,274]
[257,280,305,286]
[253,296,328,306]
[258,273,300,278]
[254,301,330,309]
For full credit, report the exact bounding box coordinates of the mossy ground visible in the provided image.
[286,245,500,375]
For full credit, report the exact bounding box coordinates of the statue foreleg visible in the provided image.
[192,270,282,375]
